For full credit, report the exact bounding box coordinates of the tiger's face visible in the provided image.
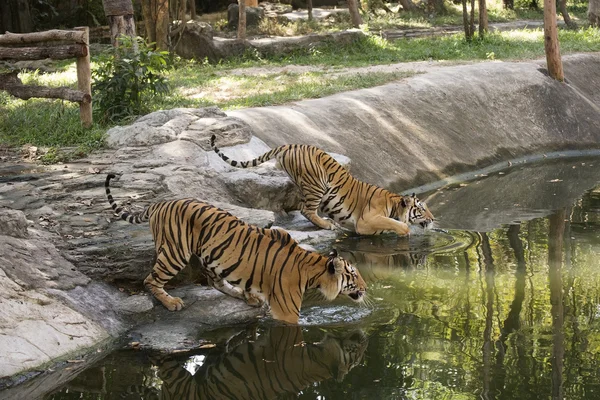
[327,251,367,302]
[401,194,435,230]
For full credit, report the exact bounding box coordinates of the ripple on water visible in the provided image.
[299,304,373,326]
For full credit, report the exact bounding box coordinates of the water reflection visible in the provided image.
[44,326,368,400]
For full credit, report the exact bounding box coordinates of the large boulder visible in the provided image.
[228,4,265,29]
[0,209,123,380]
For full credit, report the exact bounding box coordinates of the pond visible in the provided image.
[12,157,600,399]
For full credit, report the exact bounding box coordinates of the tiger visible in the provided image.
[210,135,435,236]
[153,326,368,399]
[105,174,367,324]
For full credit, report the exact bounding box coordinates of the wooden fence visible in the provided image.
[0,27,92,128]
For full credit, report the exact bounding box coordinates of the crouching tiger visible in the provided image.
[210,135,435,236]
[105,174,367,324]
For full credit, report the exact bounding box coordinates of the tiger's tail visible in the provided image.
[210,134,280,168]
[105,174,149,224]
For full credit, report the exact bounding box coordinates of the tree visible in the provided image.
[237,0,247,39]
[348,0,363,27]
[0,0,33,34]
[558,0,576,28]
[102,0,137,48]
[589,0,600,26]
[461,0,475,41]
[398,0,418,12]
[141,0,170,50]
[543,0,564,81]
[478,0,488,37]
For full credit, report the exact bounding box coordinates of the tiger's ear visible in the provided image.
[412,193,416,198]
[401,197,407,208]
[327,250,341,274]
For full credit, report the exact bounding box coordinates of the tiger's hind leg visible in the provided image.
[300,189,338,231]
[144,251,187,311]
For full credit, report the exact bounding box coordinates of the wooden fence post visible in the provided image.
[74,26,92,128]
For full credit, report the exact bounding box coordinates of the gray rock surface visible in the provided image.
[0,210,116,379]
[127,286,264,351]
[228,53,600,192]
[173,20,365,62]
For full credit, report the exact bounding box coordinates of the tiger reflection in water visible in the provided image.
[151,326,368,400]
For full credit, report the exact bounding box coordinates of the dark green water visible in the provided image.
[11,158,600,400]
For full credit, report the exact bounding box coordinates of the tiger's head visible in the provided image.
[399,193,435,230]
[323,250,367,302]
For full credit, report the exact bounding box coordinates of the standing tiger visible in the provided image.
[105,174,366,324]
[210,135,435,236]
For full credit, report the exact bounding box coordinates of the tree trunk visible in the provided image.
[0,0,33,33]
[544,0,564,81]
[429,0,446,15]
[478,0,488,37]
[558,0,575,28]
[141,0,156,43]
[398,0,418,11]
[189,0,196,20]
[347,0,363,27]
[140,0,169,50]
[307,0,313,20]
[461,0,473,40]
[102,0,138,48]
[590,0,600,26]
[237,0,246,40]
[15,0,33,33]
[470,0,475,38]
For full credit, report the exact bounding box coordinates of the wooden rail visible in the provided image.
[0,27,92,128]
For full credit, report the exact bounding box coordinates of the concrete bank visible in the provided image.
[229,53,600,192]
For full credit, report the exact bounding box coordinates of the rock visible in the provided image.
[127,285,264,351]
[228,4,265,30]
[249,30,365,57]
[0,209,29,238]
[0,230,121,379]
[213,201,276,228]
[180,116,254,150]
[106,107,227,148]
[173,21,223,63]
[116,294,155,314]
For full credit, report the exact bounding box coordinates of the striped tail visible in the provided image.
[210,134,279,168]
[105,174,148,224]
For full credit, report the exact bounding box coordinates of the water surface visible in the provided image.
[11,158,600,400]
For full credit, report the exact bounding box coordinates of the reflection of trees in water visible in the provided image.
[153,326,368,400]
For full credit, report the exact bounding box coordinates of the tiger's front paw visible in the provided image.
[245,292,265,308]
[163,296,185,311]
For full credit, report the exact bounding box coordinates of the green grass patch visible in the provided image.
[0,93,106,160]
[157,69,417,110]
[1,23,599,158]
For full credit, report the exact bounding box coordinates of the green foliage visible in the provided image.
[0,97,106,151]
[92,36,173,124]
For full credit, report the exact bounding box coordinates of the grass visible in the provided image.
[1,3,599,158]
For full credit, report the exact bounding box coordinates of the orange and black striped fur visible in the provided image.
[105,174,366,324]
[153,326,368,400]
[211,135,435,236]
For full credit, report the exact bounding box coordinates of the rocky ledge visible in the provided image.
[0,106,348,383]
